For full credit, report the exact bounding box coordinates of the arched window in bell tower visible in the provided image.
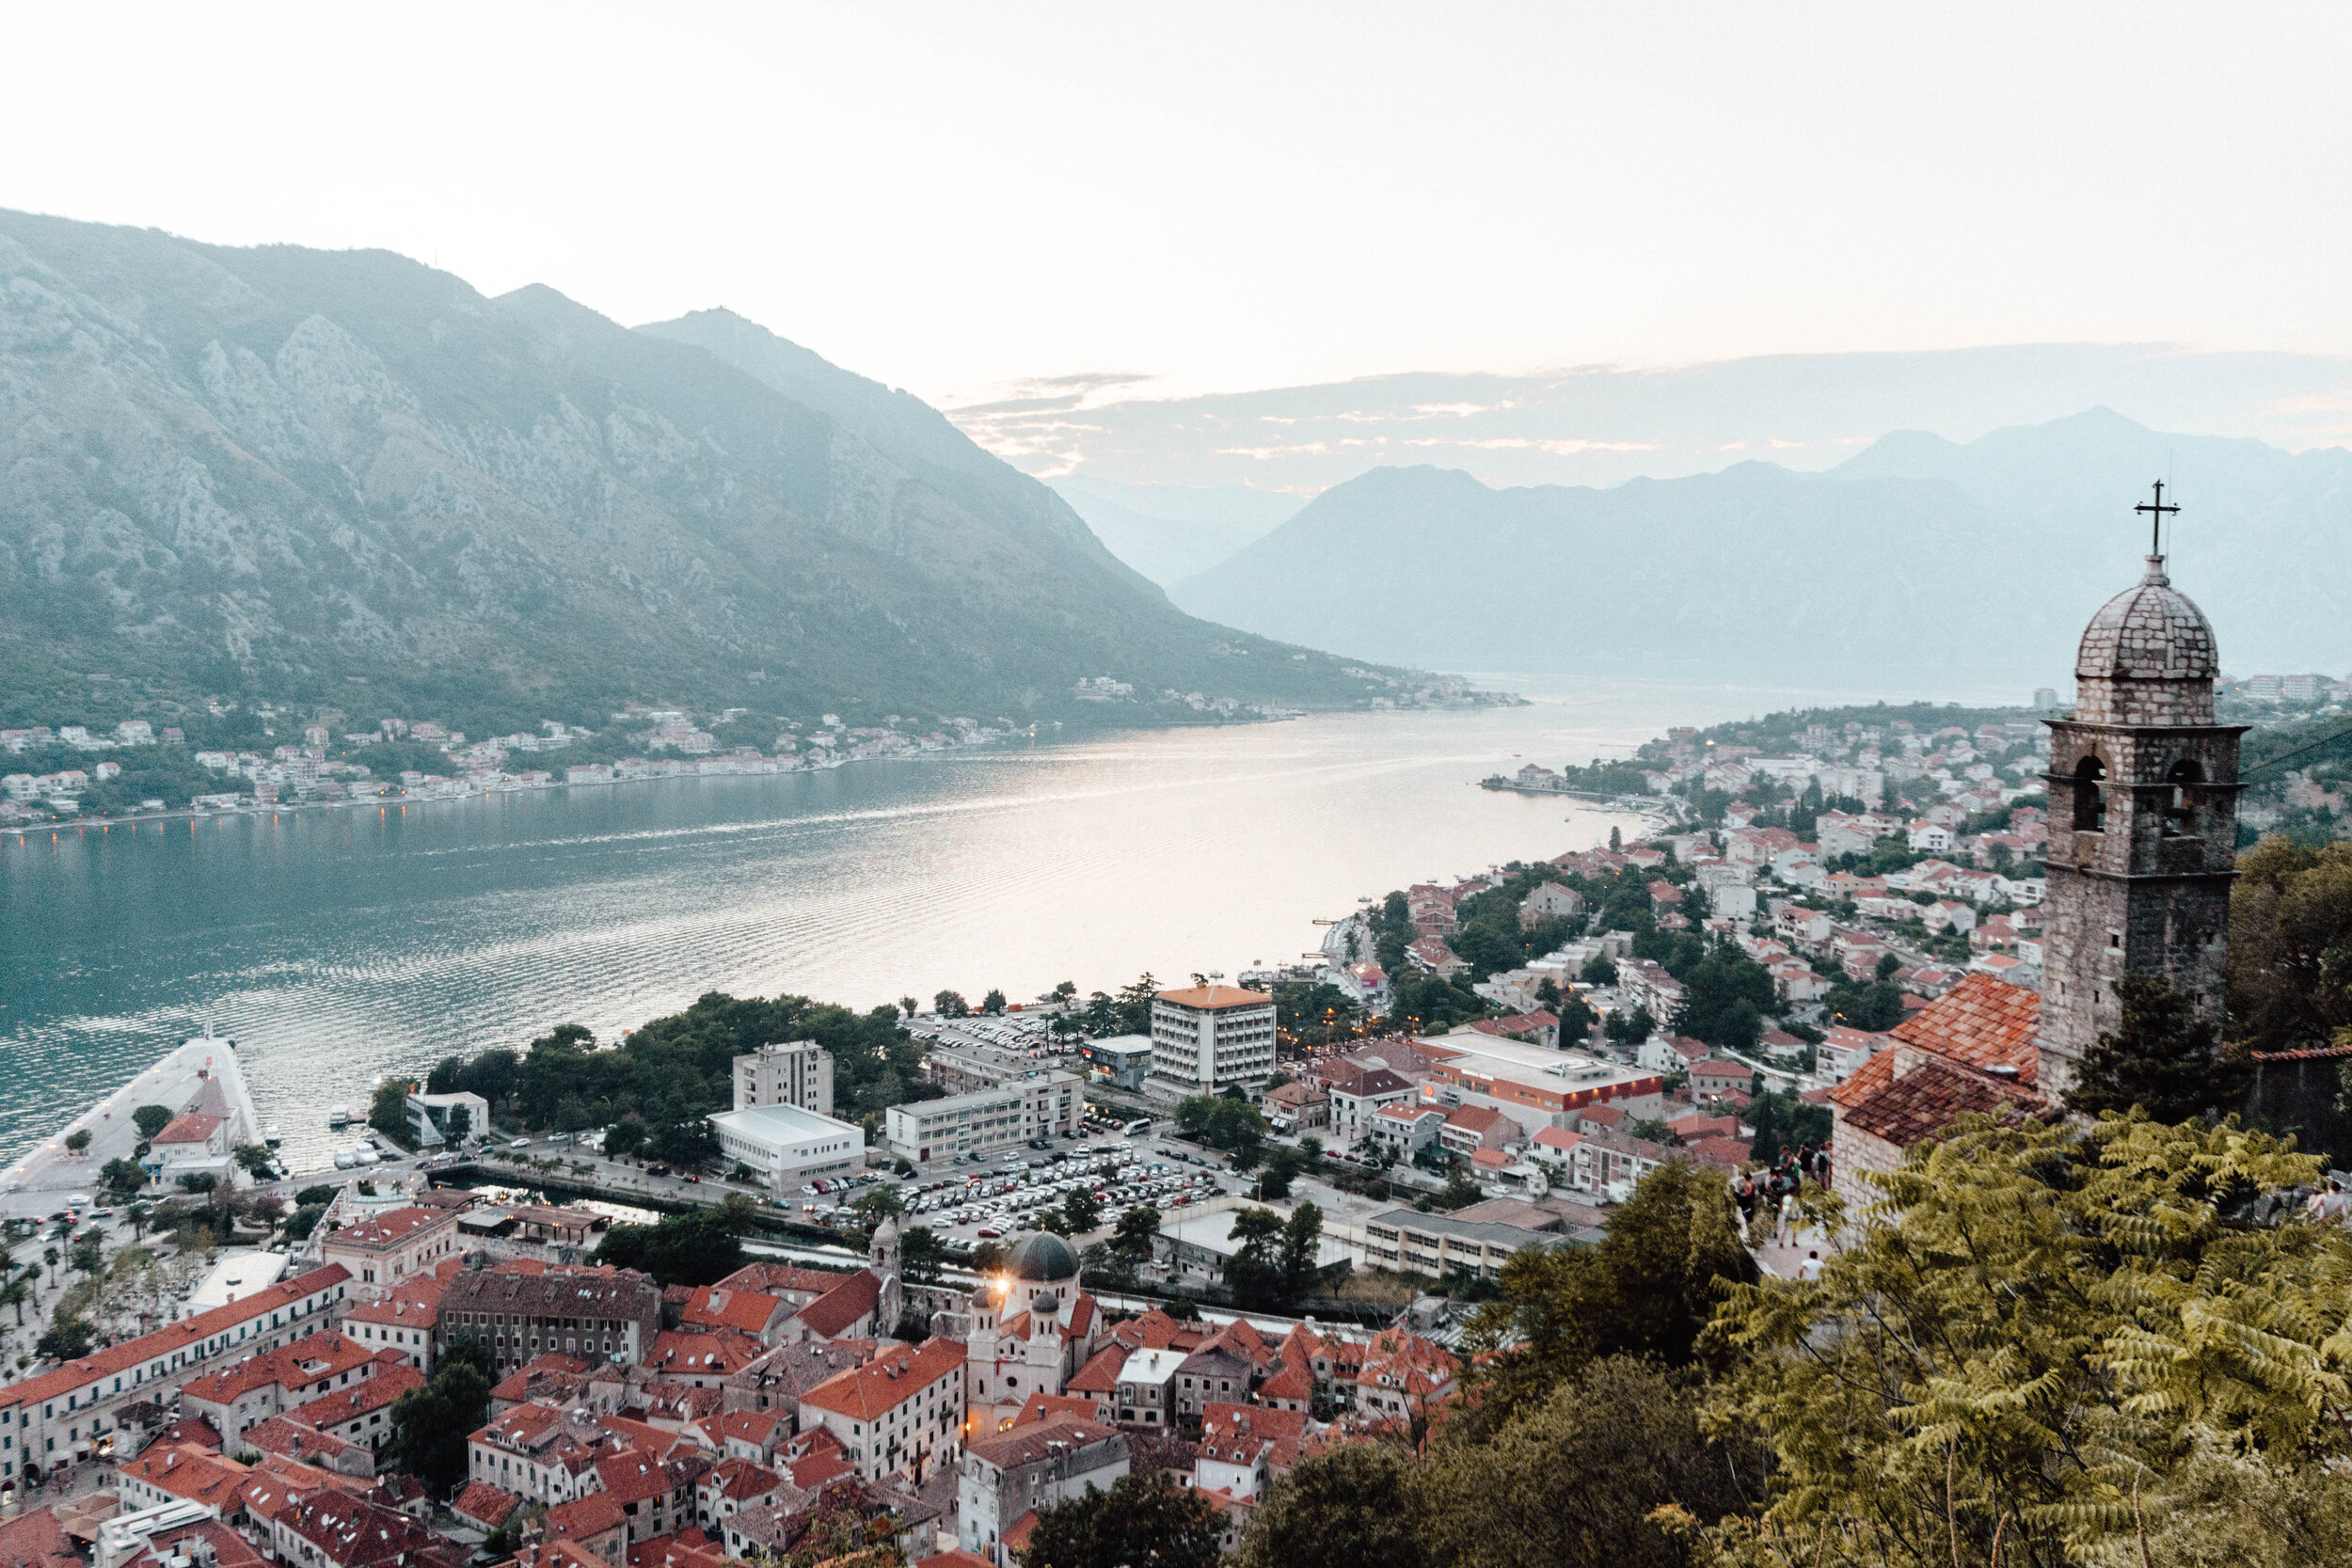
[2072,754,2106,832]
[2163,759,2202,836]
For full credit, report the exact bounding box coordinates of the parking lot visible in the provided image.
[879,1122,1231,1244]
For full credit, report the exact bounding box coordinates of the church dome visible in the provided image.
[2075,558,2218,684]
[1005,1232,1081,1282]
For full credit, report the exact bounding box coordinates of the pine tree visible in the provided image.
[2064,972,2251,1121]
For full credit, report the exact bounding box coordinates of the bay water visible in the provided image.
[0,675,1999,1171]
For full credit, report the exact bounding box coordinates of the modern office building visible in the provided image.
[1147,984,1277,1093]
[732,1040,834,1117]
[883,1072,1080,1164]
[707,1101,866,1194]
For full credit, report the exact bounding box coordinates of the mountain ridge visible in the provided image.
[0,209,1391,731]
[1168,409,2352,683]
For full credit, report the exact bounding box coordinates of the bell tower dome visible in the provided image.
[2038,500,2245,1101]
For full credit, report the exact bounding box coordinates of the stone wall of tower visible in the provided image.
[2037,713,2243,1101]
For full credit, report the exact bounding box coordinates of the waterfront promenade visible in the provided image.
[2,1031,259,1209]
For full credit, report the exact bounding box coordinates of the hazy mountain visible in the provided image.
[1043,475,1301,586]
[954,345,2352,497]
[1168,409,2352,684]
[0,212,1387,729]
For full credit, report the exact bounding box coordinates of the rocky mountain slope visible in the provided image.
[0,212,1384,729]
[1168,409,2352,685]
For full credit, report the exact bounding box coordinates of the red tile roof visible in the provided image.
[800,1337,964,1421]
[1839,1053,2042,1148]
[542,1493,628,1542]
[0,1265,350,1414]
[678,1286,784,1337]
[326,1206,448,1249]
[793,1271,882,1339]
[151,1113,223,1145]
[451,1481,523,1530]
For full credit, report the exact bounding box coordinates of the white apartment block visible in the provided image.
[883,1072,1080,1164]
[1148,985,1278,1093]
[733,1040,834,1117]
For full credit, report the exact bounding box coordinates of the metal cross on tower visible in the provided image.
[2135,479,2180,557]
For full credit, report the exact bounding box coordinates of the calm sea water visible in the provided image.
[0,674,2002,1170]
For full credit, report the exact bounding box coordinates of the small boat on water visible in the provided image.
[327,1106,350,1128]
[263,1126,282,1147]
[333,1148,356,1169]
[353,1147,379,1166]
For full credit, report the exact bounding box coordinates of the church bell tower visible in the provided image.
[2038,484,2244,1100]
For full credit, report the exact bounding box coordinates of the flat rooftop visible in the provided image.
[708,1102,864,1142]
[1418,1033,1657,1092]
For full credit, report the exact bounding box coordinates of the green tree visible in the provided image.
[1223,1206,1288,1309]
[1703,1112,2341,1568]
[899,1225,946,1285]
[1019,1470,1222,1568]
[645,1118,720,1170]
[176,1173,218,1195]
[1115,973,1161,1036]
[35,1317,95,1361]
[132,1104,175,1141]
[1278,1201,1325,1301]
[590,1207,747,1286]
[981,988,1008,1014]
[1059,1187,1103,1236]
[2227,835,2352,1053]
[100,1158,148,1196]
[604,1115,646,1159]
[0,1277,27,1328]
[1232,1443,1430,1568]
[934,990,970,1018]
[1110,1206,1160,1271]
[1462,1160,1754,1436]
[850,1183,904,1233]
[1604,1005,1657,1049]
[2065,972,2253,1122]
[232,1145,277,1176]
[385,1359,492,1496]
[1422,1357,1761,1568]
[368,1080,417,1148]
[64,1129,91,1154]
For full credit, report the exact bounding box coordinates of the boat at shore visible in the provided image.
[326,1105,350,1128]
[263,1125,282,1147]
[333,1148,355,1169]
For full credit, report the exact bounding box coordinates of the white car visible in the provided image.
[509,1138,531,1148]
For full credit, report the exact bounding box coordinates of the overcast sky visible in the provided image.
[6,3,2348,406]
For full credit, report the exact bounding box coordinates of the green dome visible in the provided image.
[1007,1231,1081,1282]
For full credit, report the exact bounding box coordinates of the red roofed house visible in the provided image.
[1193,1402,1311,1503]
[1436,1103,1515,1157]
[535,1493,631,1566]
[1830,974,2046,1178]
[290,1358,426,1458]
[676,1285,793,1343]
[145,1112,230,1185]
[798,1337,967,1485]
[450,1481,522,1533]
[692,1456,784,1531]
[177,1331,381,1443]
[956,1418,1128,1566]
[644,1329,769,1386]
[1405,936,1467,978]
[320,1206,461,1300]
[594,1450,710,1545]
[268,1489,462,1568]
[342,1262,454,1373]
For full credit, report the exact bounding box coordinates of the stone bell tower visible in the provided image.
[2038,486,2245,1101]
